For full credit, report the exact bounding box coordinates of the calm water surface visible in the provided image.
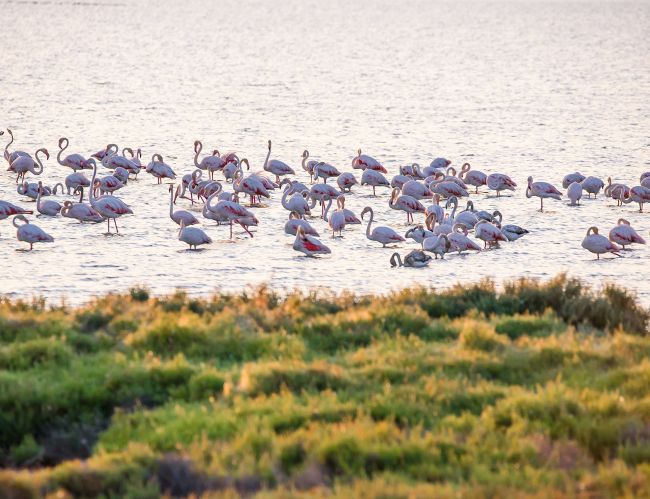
[1,0,649,305]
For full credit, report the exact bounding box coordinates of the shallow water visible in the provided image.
[1,0,649,305]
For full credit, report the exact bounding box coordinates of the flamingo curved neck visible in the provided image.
[365,209,374,237]
[263,143,271,171]
[194,141,202,167]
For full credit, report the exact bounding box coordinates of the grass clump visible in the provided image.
[0,275,648,496]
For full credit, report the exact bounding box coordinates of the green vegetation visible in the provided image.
[0,274,649,498]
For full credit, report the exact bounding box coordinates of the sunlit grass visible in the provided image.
[0,274,649,497]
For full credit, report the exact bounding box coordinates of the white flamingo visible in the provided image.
[487,173,517,197]
[623,185,650,212]
[169,185,199,226]
[301,150,319,183]
[285,211,319,236]
[567,182,582,206]
[178,219,211,250]
[36,182,62,216]
[422,233,451,259]
[3,129,31,165]
[323,196,346,237]
[361,169,390,196]
[562,172,586,188]
[194,140,225,179]
[475,220,507,248]
[581,176,605,198]
[361,207,405,247]
[582,226,620,259]
[281,184,311,217]
[448,223,481,254]
[401,179,433,200]
[13,215,53,250]
[313,162,340,183]
[146,154,176,184]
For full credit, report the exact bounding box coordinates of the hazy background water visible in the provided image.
[1,0,649,305]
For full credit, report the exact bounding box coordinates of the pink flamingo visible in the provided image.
[487,173,517,197]
[459,163,487,193]
[448,223,481,254]
[57,138,88,171]
[13,215,53,250]
[146,154,176,184]
[526,176,562,212]
[609,219,646,249]
[301,150,319,183]
[0,200,33,220]
[178,220,212,250]
[475,220,507,248]
[293,226,331,256]
[313,162,340,183]
[3,129,31,165]
[361,169,390,196]
[285,211,320,236]
[169,185,199,226]
[352,149,387,173]
[582,227,620,259]
[361,207,405,247]
[10,148,47,183]
[389,188,425,223]
[323,196,346,237]
[194,140,226,180]
[263,140,295,182]
[623,185,650,212]
[87,159,133,233]
[206,192,257,239]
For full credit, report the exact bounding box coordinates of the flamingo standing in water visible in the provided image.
[87,159,133,233]
[429,174,469,199]
[3,129,31,165]
[61,187,104,223]
[487,173,517,197]
[10,148,48,183]
[623,185,650,212]
[178,219,211,250]
[582,227,621,259]
[57,138,88,171]
[448,223,481,254]
[361,169,390,196]
[263,140,295,183]
[168,185,199,226]
[281,184,311,217]
[337,196,361,224]
[337,172,358,193]
[361,207,405,247]
[36,182,62,216]
[390,250,432,268]
[301,150,319,183]
[0,200,33,220]
[609,219,646,249]
[604,177,629,206]
[13,215,54,250]
[285,211,319,236]
[234,159,270,205]
[389,188,425,223]
[206,191,257,239]
[562,172,586,188]
[194,140,225,180]
[459,163,487,193]
[323,196,346,237]
[313,162,340,183]
[65,171,91,194]
[526,176,562,212]
[422,233,451,259]
[581,176,605,198]
[146,154,176,184]
[475,220,508,248]
[293,226,331,256]
[567,182,582,206]
[401,179,433,200]
[352,149,388,173]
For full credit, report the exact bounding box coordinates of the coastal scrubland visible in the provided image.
[1,275,650,498]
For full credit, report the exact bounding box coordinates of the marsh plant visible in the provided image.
[0,274,649,497]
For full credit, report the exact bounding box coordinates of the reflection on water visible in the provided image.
[1,0,649,305]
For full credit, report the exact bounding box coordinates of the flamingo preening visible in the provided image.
[87,159,133,233]
[608,219,646,249]
[582,227,621,259]
[293,226,331,256]
[13,215,54,250]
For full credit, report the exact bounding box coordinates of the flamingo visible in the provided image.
[36,182,62,216]
[13,215,53,250]
[642,177,650,189]
[234,159,270,205]
[323,196,347,237]
[293,226,331,256]
[146,154,176,184]
[352,149,387,173]
[61,188,104,224]
[425,194,444,222]
[361,169,390,196]
[582,227,621,259]
[263,140,295,182]
[475,220,507,248]
[94,175,124,195]
[487,173,517,197]
[454,200,479,229]
[448,223,481,254]
[429,157,451,171]
[401,179,433,200]
[422,233,451,259]
[429,175,469,199]
[57,138,88,171]
[609,219,646,249]
[285,211,319,236]
[101,144,138,171]
[389,188,425,223]
[604,177,629,206]
[361,207,405,247]
[194,140,225,180]
[18,181,60,200]
[562,172,586,189]
[459,163,487,193]
[124,147,143,168]
[623,185,650,212]
[10,148,47,183]
[281,184,311,216]
[567,182,582,206]
[337,196,361,224]
[119,148,142,176]
[3,129,31,165]
[301,150,319,183]
[87,159,133,233]
[168,185,199,226]
[113,167,130,184]
[308,183,341,217]
[390,250,432,268]
[501,221,529,241]
[280,178,310,195]
[442,167,468,190]
[206,191,257,239]
[581,176,605,198]
[391,174,412,190]
[526,176,562,212]
[92,144,117,160]
[0,200,33,220]
[312,162,340,183]
[178,219,211,250]
[405,219,435,245]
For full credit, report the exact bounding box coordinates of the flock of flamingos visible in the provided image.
[0,129,648,266]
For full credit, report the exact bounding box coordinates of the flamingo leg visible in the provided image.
[229,222,233,239]
[114,218,119,234]
[107,218,111,233]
